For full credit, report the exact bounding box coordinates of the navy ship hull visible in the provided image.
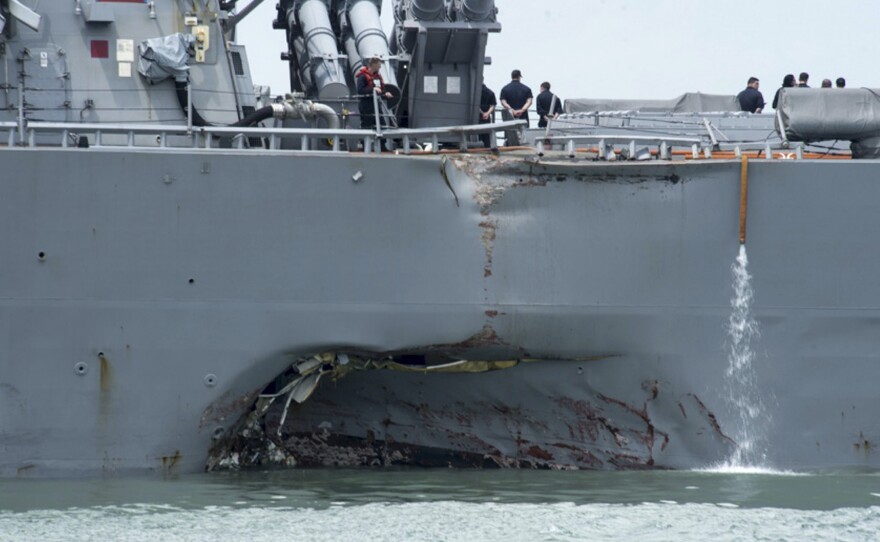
[3,146,879,475]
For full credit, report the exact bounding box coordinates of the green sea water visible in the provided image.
[2,468,879,541]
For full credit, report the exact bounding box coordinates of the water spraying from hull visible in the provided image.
[721,244,770,469]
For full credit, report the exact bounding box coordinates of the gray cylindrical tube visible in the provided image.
[410,0,446,20]
[286,8,314,92]
[295,0,349,99]
[779,88,880,142]
[307,102,341,130]
[341,28,363,78]
[460,0,495,21]
[335,2,364,81]
[346,0,398,91]
[294,37,316,89]
[225,0,264,29]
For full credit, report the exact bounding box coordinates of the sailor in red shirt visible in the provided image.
[356,57,393,129]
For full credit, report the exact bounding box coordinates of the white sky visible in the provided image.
[237,0,876,102]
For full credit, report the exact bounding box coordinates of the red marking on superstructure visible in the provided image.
[90,40,109,59]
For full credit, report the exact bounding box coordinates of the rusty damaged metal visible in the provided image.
[853,432,875,452]
[455,155,691,214]
[458,155,689,296]
[160,450,182,470]
[98,352,111,393]
[200,388,262,430]
[375,325,527,364]
[681,393,735,445]
[207,361,736,471]
[479,218,497,278]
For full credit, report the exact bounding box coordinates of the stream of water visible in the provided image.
[720,244,771,470]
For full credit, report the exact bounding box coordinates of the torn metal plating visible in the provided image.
[206,350,524,471]
[207,344,735,471]
[205,157,734,473]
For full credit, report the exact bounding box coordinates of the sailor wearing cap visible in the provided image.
[500,69,534,127]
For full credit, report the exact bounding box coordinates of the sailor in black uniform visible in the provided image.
[478,83,497,148]
[499,69,533,127]
[536,82,563,128]
[736,77,765,114]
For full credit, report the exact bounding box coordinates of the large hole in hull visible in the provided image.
[206,349,529,471]
[205,348,734,472]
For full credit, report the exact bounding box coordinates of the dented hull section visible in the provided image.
[208,354,736,470]
[3,148,880,475]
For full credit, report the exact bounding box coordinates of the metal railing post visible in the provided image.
[372,90,382,138]
[186,80,193,133]
[776,109,788,147]
[7,120,528,159]
[17,82,25,145]
[545,94,559,138]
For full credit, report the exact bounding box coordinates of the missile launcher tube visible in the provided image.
[345,0,399,92]
[460,0,495,21]
[288,0,349,99]
[409,0,446,20]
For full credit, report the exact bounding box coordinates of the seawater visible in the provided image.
[2,469,880,541]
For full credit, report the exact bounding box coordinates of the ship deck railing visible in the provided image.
[0,120,526,155]
[539,133,828,161]
[2,120,846,160]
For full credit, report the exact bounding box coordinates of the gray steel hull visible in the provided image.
[1,147,879,475]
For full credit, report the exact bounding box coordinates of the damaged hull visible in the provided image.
[2,147,880,475]
[222,357,736,470]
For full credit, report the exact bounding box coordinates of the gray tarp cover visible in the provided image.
[564,93,739,113]
[137,33,196,84]
[778,88,880,141]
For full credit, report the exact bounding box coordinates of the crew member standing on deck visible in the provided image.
[772,74,795,110]
[536,82,563,128]
[356,57,393,129]
[478,82,497,148]
[798,72,810,88]
[500,70,533,127]
[736,77,765,113]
